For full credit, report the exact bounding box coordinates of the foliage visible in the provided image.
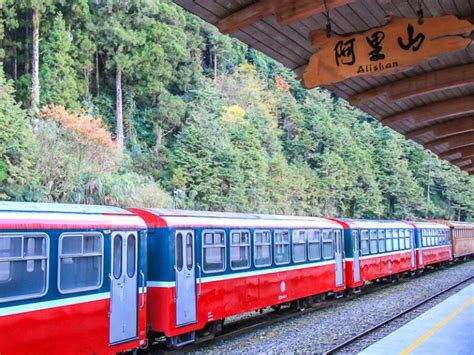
[39,13,82,110]
[0,65,34,197]
[38,105,117,149]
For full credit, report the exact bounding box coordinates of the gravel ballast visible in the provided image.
[190,261,474,354]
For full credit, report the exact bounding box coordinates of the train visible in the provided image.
[0,202,472,354]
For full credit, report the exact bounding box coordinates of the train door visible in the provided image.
[418,229,424,267]
[335,230,344,286]
[410,230,416,268]
[352,230,360,283]
[110,232,138,344]
[175,230,197,327]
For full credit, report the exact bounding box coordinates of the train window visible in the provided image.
[230,231,250,270]
[392,230,399,250]
[360,230,369,255]
[444,230,450,244]
[369,230,378,254]
[404,230,411,248]
[186,233,193,271]
[127,234,136,278]
[378,230,386,253]
[292,230,307,263]
[399,230,405,250]
[0,234,48,303]
[113,235,123,279]
[0,261,9,282]
[202,230,226,273]
[59,233,103,294]
[255,230,272,267]
[176,233,183,272]
[307,230,321,261]
[322,230,334,259]
[421,230,427,247]
[386,230,393,252]
[274,230,290,265]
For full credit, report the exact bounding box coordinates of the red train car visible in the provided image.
[409,221,452,270]
[331,219,416,291]
[129,209,345,347]
[0,202,148,355]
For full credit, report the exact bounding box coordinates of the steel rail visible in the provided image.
[147,263,473,354]
[323,275,474,355]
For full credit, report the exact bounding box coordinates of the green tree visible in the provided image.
[0,66,35,197]
[40,12,81,110]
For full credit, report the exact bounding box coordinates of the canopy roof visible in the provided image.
[174,0,474,174]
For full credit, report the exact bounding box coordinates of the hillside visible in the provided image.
[0,0,472,220]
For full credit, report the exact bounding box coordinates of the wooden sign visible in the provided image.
[302,16,474,89]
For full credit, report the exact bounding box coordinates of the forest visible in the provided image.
[0,0,472,221]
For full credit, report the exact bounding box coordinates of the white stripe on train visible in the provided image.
[150,245,451,287]
[148,260,337,288]
[0,288,147,317]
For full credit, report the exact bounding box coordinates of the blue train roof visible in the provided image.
[0,201,131,215]
[336,218,406,224]
[142,208,333,221]
[331,218,412,229]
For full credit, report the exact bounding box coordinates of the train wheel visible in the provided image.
[271,304,282,311]
[212,319,224,337]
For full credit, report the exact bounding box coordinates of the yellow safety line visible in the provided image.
[401,297,474,355]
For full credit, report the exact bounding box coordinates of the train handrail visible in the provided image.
[174,266,178,302]
[140,270,145,308]
[197,263,202,296]
[109,274,113,313]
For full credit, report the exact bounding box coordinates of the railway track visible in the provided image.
[147,264,471,354]
[323,275,474,354]
[148,281,392,353]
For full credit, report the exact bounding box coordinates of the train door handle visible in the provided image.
[197,264,202,296]
[109,274,113,314]
[140,270,145,309]
[174,266,178,302]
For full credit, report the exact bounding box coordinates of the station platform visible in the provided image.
[360,283,474,355]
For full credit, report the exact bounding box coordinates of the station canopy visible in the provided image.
[173,0,474,175]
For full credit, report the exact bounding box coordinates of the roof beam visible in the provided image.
[439,145,474,160]
[219,0,273,35]
[451,156,474,165]
[273,0,354,26]
[349,64,474,106]
[218,0,354,34]
[406,116,474,141]
[452,158,472,168]
[382,96,474,127]
[463,163,474,171]
[425,132,474,153]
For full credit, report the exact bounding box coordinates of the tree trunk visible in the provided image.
[31,7,40,112]
[115,68,124,150]
[155,127,162,152]
[84,69,90,95]
[13,46,18,81]
[25,26,30,74]
[95,51,100,96]
[213,51,218,82]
